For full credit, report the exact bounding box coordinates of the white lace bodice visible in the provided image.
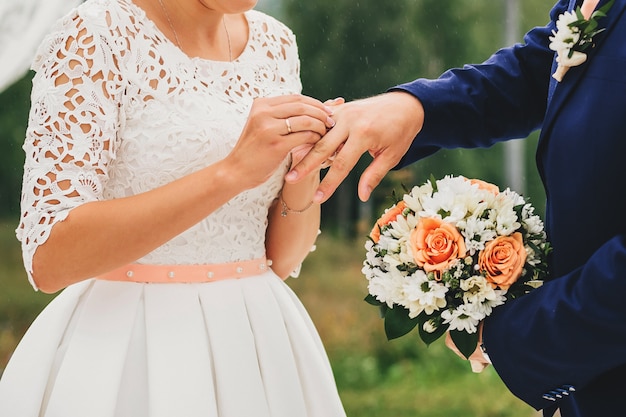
[17,0,302,289]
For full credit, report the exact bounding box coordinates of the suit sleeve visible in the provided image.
[381,0,626,409]
[390,0,569,167]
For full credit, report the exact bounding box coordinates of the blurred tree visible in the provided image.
[0,72,32,220]
[283,0,552,237]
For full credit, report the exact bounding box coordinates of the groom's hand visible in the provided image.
[284,92,424,203]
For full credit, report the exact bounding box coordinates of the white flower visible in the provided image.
[387,215,419,265]
[521,205,545,235]
[367,267,406,307]
[364,241,384,268]
[387,213,414,240]
[423,319,438,334]
[377,234,401,254]
[491,192,521,235]
[401,270,448,318]
[550,11,580,45]
[549,11,582,63]
[547,2,613,82]
[457,215,497,255]
[419,176,477,223]
[460,275,498,305]
[471,290,507,318]
[441,304,482,334]
[403,183,431,212]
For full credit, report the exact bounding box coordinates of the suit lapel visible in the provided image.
[539,0,626,155]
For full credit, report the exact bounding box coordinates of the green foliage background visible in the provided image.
[0,74,31,218]
[283,0,552,236]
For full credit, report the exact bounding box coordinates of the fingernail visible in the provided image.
[360,186,372,202]
[324,106,334,115]
[327,117,336,128]
[313,190,325,203]
[286,170,297,181]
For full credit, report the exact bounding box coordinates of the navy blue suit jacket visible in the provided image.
[392,0,626,415]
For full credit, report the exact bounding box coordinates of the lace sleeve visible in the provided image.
[16,9,124,290]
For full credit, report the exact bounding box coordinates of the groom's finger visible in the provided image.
[358,144,410,201]
[357,155,390,202]
[312,130,368,203]
[285,119,347,180]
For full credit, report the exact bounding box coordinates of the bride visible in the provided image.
[0,0,346,416]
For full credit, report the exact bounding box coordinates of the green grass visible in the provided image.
[0,220,54,367]
[0,220,536,416]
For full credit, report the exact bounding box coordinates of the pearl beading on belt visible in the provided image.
[97,257,275,283]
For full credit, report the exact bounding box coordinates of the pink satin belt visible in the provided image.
[96,257,274,284]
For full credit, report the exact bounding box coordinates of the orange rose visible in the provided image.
[409,217,467,274]
[469,178,499,195]
[478,232,527,290]
[370,201,407,243]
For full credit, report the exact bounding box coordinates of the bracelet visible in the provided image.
[279,192,314,217]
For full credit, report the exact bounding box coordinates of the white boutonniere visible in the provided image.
[549,0,614,82]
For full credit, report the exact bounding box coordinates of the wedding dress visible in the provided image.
[0,1,346,416]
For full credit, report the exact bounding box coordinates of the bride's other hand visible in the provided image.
[288,97,345,170]
[224,94,335,189]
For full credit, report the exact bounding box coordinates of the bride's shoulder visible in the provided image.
[247,10,297,45]
[32,0,135,71]
[47,0,139,39]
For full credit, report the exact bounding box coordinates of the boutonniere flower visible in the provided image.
[549,0,614,82]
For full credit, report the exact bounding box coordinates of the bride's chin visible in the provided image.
[197,0,258,14]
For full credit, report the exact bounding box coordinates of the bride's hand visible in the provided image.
[288,97,346,170]
[285,92,423,203]
[224,94,335,189]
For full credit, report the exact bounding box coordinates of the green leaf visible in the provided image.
[429,174,438,193]
[364,293,383,306]
[418,316,449,345]
[378,304,388,319]
[575,7,584,20]
[598,0,615,15]
[449,330,480,360]
[384,305,419,340]
[584,19,598,33]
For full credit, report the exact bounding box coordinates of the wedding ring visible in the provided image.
[321,151,337,169]
[285,118,292,134]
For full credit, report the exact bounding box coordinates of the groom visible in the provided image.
[286,0,626,416]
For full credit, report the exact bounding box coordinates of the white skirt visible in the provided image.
[0,272,346,417]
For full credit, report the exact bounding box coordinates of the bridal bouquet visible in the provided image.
[362,175,551,359]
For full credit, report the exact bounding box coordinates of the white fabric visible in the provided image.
[16,0,300,289]
[0,0,82,92]
[0,276,347,417]
[1,0,346,415]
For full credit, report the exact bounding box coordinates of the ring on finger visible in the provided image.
[285,118,293,134]
[321,151,338,169]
